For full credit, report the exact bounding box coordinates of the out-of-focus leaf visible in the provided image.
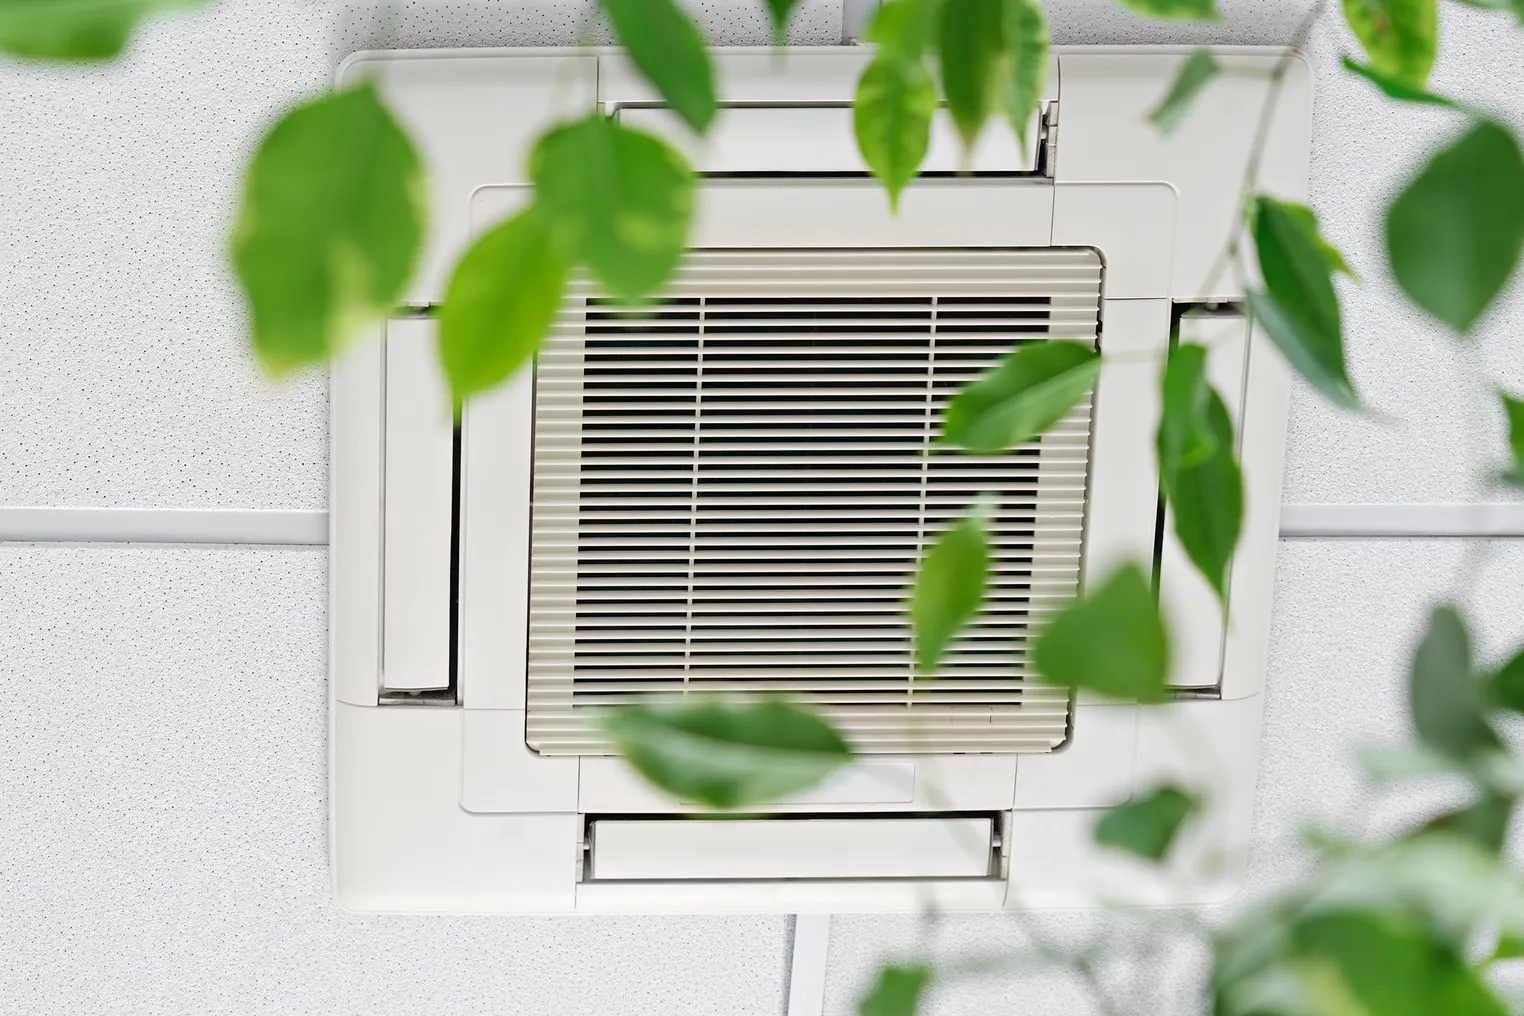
[1488,933,1524,964]
[937,0,1006,152]
[232,84,425,375]
[1342,54,1455,106]
[761,0,800,41]
[437,207,568,407]
[1358,742,1524,796]
[1339,833,1524,941]
[1033,563,1170,702]
[1249,197,1360,409]
[1410,606,1500,761]
[1112,0,1220,20]
[1158,343,1243,600]
[1094,784,1200,861]
[0,0,201,59]
[1341,0,1437,90]
[1000,0,1048,156]
[603,698,851,809]
[1420,793,1514,852]
[866,0,935,61]
[1487,647,1524,711]
[859,964,931,1016]
[1149,49,1220,134]
[532,114,694,300]
[1498,393,1524,486]
[854,57,936,212]
[600,0,716,134]
[941,340,1101,453]
[911,508,991,673]
[1386,121,1524,334]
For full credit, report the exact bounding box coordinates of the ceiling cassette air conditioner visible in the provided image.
[330,45,1312,914]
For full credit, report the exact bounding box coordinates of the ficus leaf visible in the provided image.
[1149,49,1220,135]
[1500,394,1524,486]
[232,84,425,376]
[437,207,568,407]
[599,0,716,134]
[1033,563,1170,702]
[1484,647,1524,712]
[603,698,852,809]
[1386,121,1524,334]
[532,114,694,301]
[1341,0,1437,90]
[1342,54,1455,106]
[1000,0,1049,156]
[1419,793,1514,852]
[941,340,1101,453]
[1094,784,1200,861]
[859,964,931,1016]
[937,0,1006,153]
[866,0,935,62]
[911,507,991,673]
[0,0,202,60]
[1410,606,1500,762]
[1159,344,1243,601]
[854,56,936,213]
[1112,0,1220,21]
[1248,197,1360,409]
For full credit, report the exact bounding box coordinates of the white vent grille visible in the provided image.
[527,249,1102,755]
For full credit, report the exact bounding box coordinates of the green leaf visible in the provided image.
[1248,197,1359,409]
[760,0,800,41]
[937,0,1006,152]
[1149,49,1220,134]
[599,0,716,134]
[1159,344,1243,600]
[0,0,201,59]
[1484,647,1524,711]
[1488,933,1524,964]
[999,0,1049,156]
[941,340,1101,453]
[603,698,851,809]
[854,57,936,213]
[437,207,568,407]
[1094,784,1200,861]
[1501,394,1524,485]
[1410,606,1499,762]
[1420,793,1513,852]
[859,964,931,1016]
[1358,742,1524,797]
[1386,121,1524,334]
[1034,562,1170,702]
[1342,54,1455,106]
[532,114,694,301]
[865,0,935,62]
[1341,0,1437,90]
[232,85,425,376]
[911,508,991,673]
[1112,0,1221,21]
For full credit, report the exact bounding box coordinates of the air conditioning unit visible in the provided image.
[330,45,1312,913]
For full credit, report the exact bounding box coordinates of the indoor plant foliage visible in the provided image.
[8,0,1524,1011]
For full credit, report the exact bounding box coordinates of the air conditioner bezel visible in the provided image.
[329,45,1312,914]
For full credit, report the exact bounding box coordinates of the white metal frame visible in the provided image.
[329,45,1314,913]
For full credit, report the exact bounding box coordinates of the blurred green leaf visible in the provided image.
[1342,834,1524,941]
[1034,562,1170,702]
[1342,0,1437,90]
[1000,0,1048,156]
[937,0,1005,152]
[1095,784,1200,861]
[1411,606,1500,762]
[854,57,936,213]
[1342,54,1455,106]
[532,114,694,301]
[1358,742,1524,796]
[1498,393,1524,486]
[866,0,935,61]
[1488,933,1524,963]
[1420,793,1513,852]
[1386,121,1524,334]
[1149,49,1220,134]
[1112,0,1220,20]
[603,698,851,809]
[1485,647,1524,711]
[232,84,425,376]
[1248,197,1360,409]
[600,0,715,134]
[0,0,201,59]
[911,507,991,673]
[760,0,800,40]
[1159,343,1243,600]
[859,964,931,1016]
[941,340,1101,453]
[437,207,568,407]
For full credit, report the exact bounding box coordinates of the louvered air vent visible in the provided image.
[526,249,1103,755]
